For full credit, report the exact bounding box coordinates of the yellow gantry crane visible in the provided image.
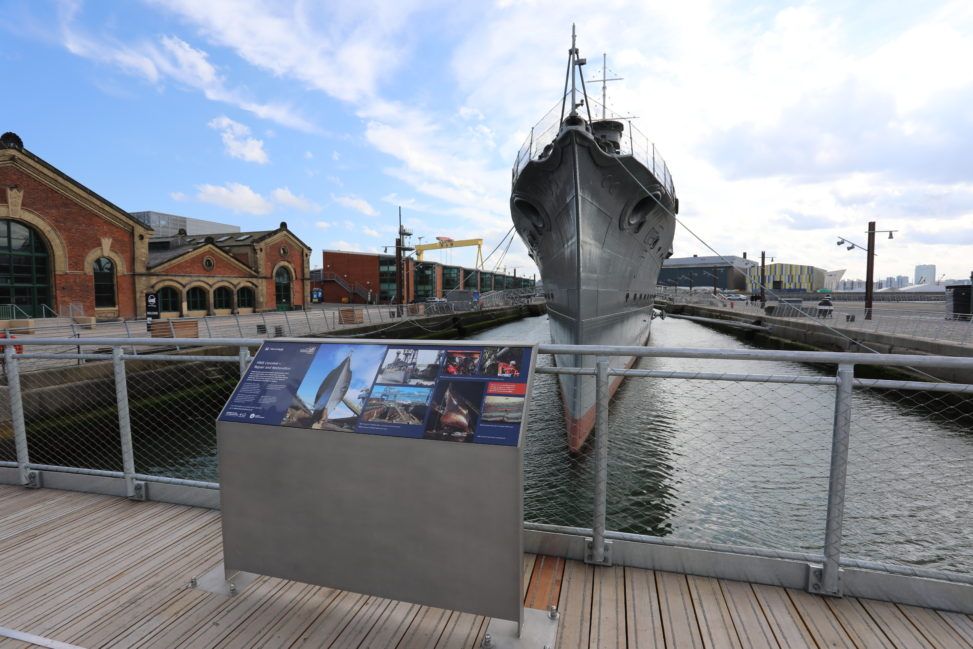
[414,237,484,268]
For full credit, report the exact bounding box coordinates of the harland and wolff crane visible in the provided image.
[414,237,484,268]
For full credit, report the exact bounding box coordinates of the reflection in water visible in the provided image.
[471,314,973,573]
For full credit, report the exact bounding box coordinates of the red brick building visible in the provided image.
[316,249,532,304]
[0,131,310,320]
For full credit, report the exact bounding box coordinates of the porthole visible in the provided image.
[280,245,290,257]
[202,256,215,271]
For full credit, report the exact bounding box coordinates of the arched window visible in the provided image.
[213,286,233,310]
[0,219,51,317]
[158,286,180,312]
[186,287,207,311]
[92,257,116,308]
[274,267,292,307]
[237,286,255,309]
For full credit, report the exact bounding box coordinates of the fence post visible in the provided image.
[282,310,293,335]
[202,317,213,338]
[5,345,37,487]
[112,347,143,500]
[304,309,312,334]
[236,314,244,337]
[586,357,611,565]
[238,346,251,377]
[813,362,853,596]
[260,312,269,337]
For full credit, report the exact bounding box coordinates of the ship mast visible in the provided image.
[559,24,592,124]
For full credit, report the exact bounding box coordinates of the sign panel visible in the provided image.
[145,292,160,320]
[219,340,534,447]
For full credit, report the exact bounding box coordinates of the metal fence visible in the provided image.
[1,338,971,608]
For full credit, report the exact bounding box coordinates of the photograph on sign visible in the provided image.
[478,346,527,378]
[423,380,486,442]
[376,347,443,386]
[442,349,481,377]
[282,344,385,430]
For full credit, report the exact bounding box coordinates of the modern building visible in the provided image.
[0,131,310,319]
[130,211,239,237]
[746,262,827,293]
[915,264,936,286]
[317,250,533,303]
[658,255,756,292]
[824,270,846,291]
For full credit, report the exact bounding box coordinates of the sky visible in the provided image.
[2,0,972,282]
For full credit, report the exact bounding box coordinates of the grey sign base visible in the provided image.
[192,562,258,596]
[482,608,558,649]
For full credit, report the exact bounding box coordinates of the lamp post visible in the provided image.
[700,270,719,295]
[836,222,896,320]
[759,252,774,306]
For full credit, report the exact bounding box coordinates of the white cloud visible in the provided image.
[170,191,188,201]
[331,240,362,252]
[362,226,380,237]
[196,182,273,214]
[271,187,321,212]
[333,194,378,216]
[208,115,268,163]
[56,7,315,132]
[315,220,333,229]
[304,151,314,160]
[342,220,356,230]
[332,150,341,161]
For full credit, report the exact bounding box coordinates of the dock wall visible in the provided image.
[669,304,973,383]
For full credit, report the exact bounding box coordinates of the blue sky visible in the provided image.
[2,0,972,280]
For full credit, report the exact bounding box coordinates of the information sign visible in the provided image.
[145,292,160,320]
[219,341,533,446]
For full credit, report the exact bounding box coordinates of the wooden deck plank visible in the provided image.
[590,566,626,649]
[717,580,779,649]
[896,604,973,649]
[396,606,453,649]
[937,612,973,647]
[625,567,665,649]
[785,589,857,648]
[554,560,593,649]
[687,575,743,649]
[656,571,705,649]
[16,509,217,632]
[1,506,212,627]
[58,529,223,644]
[213,581,320,649]
[858,599,937,649]
[435,611,487,649]
[247,585,344,649]
[750,583,816,649]
[327,596,395,649]
[269,588,368,648]
[525,555,565,611]
[523,554,536,599]
[354,599,422,649]
[824,596,897,649]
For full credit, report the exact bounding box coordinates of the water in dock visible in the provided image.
[470,315,973,575]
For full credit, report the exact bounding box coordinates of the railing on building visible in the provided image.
[1,337,971,612]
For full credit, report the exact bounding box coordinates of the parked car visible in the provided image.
[425,297,447,303]
[723,294,748,301]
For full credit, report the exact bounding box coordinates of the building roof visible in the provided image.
[148,225,309,269]
[663,255,757,269]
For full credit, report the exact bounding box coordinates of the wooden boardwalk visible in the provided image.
[1,486,971,649]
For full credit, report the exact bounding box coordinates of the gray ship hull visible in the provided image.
[511,124,676,450]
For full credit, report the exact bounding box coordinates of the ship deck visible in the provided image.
[1,485,971,649]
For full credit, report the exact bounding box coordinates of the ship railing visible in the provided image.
[512,95,677,200]
[1,339,971,613]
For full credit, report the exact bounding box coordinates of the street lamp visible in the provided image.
[836,222,897,320]
[700,270,719,295]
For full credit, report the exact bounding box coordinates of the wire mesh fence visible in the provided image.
[843,383,973,575]
[2,338,972,583]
